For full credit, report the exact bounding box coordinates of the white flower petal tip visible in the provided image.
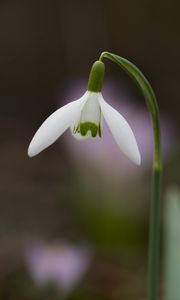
[133,150,141,166]
[27,95,87,157]
[99,95,141,166]
[27,144,37,158]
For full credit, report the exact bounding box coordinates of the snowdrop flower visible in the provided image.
[28,61,141,165]
[65,82,175,176]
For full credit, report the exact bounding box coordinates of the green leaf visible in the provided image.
[164,186,180,300]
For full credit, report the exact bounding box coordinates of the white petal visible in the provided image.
[71,130,94,141]
[99,95,141,165]
[71,92,102,140]
[28,94,87,157]
[80,92,101,124]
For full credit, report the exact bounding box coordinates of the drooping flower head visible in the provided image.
[28,61,141,165]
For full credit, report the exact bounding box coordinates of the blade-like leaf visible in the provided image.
[164,187,180,300]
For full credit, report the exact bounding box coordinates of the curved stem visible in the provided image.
[100,51,162,300]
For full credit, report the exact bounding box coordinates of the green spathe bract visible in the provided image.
[87,61,105,92]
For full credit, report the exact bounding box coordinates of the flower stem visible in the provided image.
[148,167,161,300]
[99,51,162,300]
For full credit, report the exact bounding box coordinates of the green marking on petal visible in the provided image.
[98,123,102,137]
[80,122,99,138]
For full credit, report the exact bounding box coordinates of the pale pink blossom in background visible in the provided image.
[59,78,175,177]
[25,242,92,294]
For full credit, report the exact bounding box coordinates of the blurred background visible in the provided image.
[0,0,179,299]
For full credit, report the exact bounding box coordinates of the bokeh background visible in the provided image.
[0,0,179,299]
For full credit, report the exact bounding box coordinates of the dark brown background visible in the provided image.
[0,1,179,299]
